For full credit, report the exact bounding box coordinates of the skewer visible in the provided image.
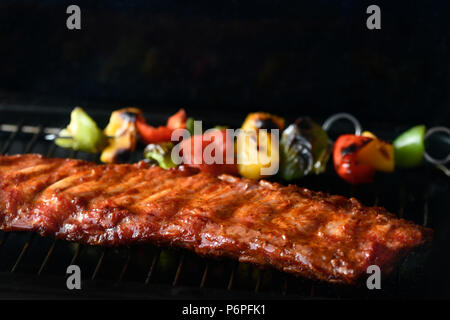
[322,112,362,136]
[2,114,447,175]
[423,126,450,175]
[322,113,450,171]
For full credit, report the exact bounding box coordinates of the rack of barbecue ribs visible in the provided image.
[0,154,432,284]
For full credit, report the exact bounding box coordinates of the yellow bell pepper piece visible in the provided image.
[357,131,394,172]
[237,130,279,179]
[100,108,141,163]
[241,112,285,131]
[361,131,377,139]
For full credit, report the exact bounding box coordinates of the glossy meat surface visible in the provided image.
[0,154,432,284]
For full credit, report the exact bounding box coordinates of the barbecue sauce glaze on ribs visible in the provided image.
[0,154,432,284]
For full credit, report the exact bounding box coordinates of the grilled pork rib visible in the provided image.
[0,154,432,284]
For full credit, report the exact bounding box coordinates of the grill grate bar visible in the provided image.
[69,150,78,159]
[38,240,57,275]
[117,248,131,283]
[91,248,106,280]
[373,179,380,206]
[0,121,21,257]
[35,133,59,275]
[227,261,238,290]
[282,276,288,296]
[11,234,35,273]
[145,248,161,284]
[172,253,185,287]
[254,269,263,293]
[69,244,82,266]
[199,262,209,288]
[10,126,44,273]
[46,143,57,158]
[24,125,43,153]
[395,178,408,289]
[0,120,23,155]
[398,184,406,218]
[423,190,429,227]
[310,283,315,297]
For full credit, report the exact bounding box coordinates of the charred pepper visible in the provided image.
[279,117,331,181]
[333,134,376,184]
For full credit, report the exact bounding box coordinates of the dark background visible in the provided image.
[0,0,449,299]
[0,0,449,128]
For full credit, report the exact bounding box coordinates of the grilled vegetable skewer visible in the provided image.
[324,113,449,184]
[20,107,447,183]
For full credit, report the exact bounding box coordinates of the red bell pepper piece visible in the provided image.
[178,129,238,175]
[167,109,187,130]
[333,134,376,184]
[137,109,187,144]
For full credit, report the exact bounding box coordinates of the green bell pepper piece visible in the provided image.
[279,117,331,181]
[144,142,177,169]
[393,125,426,168]
[186,117,195,136]
[55,107,107,153]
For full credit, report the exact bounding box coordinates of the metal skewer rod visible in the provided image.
[322,113,362,136]
[424,126,450,166]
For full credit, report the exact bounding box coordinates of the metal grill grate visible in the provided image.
[0,108,445,299]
